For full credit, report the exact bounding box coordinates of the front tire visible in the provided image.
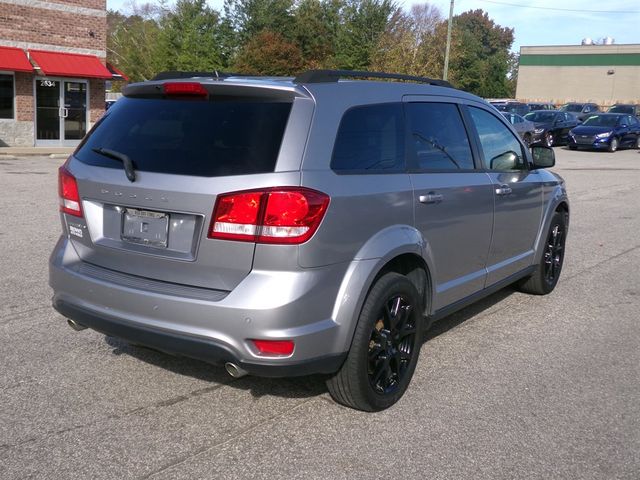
[326,272,422,411]
[608,137,618,152]
[517,211,567,295]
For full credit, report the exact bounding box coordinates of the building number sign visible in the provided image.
[40,80,56,87]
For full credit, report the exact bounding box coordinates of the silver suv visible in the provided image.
[50,70,569,411]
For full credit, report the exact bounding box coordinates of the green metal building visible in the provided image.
[516,44,640,107]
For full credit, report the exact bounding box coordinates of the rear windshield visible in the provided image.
[75,97,292,177]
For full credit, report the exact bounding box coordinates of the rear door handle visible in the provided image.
[419,192,443,204]
[495,185,512,196]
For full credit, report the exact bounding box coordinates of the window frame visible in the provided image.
[461,103,531,173]
[404,100,481,174]
[330,101,408,175]
[0,71,16,121]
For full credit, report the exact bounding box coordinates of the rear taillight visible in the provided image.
[163,82,208,97]
[209,188,330,244]
[58,165,82,217]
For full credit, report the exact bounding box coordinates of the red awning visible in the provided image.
[29,50,112,79]
[0,46,33,72]
[107,62,129,81]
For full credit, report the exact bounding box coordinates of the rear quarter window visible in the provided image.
[331,103,405,173]
[75,97,292,177]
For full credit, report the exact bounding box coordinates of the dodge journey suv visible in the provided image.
[50,70,569,411]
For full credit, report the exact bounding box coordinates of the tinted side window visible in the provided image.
[331,103,405,173]
[469,107,526,172]
[407,102,474,171]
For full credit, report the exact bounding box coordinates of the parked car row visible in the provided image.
[489,100,640,122]
[493,100,640,152]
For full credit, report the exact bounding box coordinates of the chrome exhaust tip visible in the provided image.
[225,362,248,379]
[67,319,88,331]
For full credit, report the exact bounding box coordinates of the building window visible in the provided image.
[0,74,14,119]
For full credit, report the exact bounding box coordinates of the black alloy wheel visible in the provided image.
[608,137,619,152]
[326,272,423,411]
[543,222,564,286]
[367,294,417,395]
[517,211,567,295]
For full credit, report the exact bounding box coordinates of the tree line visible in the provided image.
[107,0,517,97]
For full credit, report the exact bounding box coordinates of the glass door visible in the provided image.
[35,79,88,146]
[63,81,87,141]
[36,79,61,142]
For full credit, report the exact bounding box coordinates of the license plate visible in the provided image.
[121,208,169,248]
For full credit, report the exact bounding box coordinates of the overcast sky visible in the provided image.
[106,0,639,52]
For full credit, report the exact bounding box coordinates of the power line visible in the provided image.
[477,0,640,14]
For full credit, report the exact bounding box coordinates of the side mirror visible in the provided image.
[490,151,519,170]
[531,145,555,169]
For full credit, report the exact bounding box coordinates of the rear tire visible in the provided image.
[608,137,618,152]
[326,272,422,411]
[517,211,567,295]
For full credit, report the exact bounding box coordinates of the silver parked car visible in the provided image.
[50,70,569,411]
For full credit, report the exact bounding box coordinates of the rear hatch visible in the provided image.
[64,80,307,292]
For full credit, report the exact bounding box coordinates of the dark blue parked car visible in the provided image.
[568,113,640,152]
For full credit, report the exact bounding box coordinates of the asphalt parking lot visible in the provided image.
[1,147,639,479]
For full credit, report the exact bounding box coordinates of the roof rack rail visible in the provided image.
[294,69,453,88]
[151,71,232,81]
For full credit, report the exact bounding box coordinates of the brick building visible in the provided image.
[0,0,124,147]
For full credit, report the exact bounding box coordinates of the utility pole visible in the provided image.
[443,0,454,81]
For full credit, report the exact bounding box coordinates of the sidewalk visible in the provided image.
[0,146,74,158]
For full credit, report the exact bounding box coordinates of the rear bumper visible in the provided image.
[49,236,351,377]
[53,298,346,377]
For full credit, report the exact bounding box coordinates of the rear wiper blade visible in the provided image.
[92,147,136,182]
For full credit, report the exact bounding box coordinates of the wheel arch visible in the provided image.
[533,194,570,264]
[330,226,436,354]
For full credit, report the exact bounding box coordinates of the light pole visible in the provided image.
[443,0,454,81]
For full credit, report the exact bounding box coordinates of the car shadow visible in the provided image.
[103,286,517,402]
[104,335,327,400]
[423,287,515,342]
